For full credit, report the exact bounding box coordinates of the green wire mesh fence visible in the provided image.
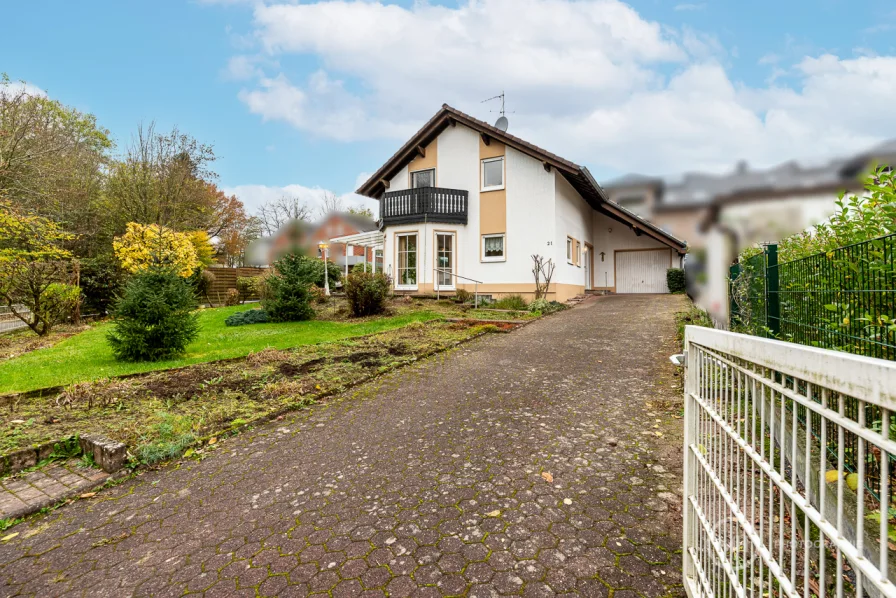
[728,233,896,502]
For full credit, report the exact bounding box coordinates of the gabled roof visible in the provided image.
[356,104,686,253]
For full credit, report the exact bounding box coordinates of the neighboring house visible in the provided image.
[354,104,686,302]
[603,140,896,321]
[247,212,379,270]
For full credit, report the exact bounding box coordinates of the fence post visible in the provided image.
[765,244,780,338]
[728,263,740,329]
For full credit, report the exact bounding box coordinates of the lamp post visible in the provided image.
[319,241,331,296]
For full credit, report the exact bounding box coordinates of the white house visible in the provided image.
[353,105,686,302]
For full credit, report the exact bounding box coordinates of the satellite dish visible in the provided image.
[495,115,509,132]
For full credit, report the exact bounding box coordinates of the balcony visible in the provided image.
[380,187,468,226]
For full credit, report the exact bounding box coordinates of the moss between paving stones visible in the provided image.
[0,321,500,460]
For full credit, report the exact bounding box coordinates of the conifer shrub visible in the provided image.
[262,254,315,322]
[107,269,199,361]
[224,309,270,326]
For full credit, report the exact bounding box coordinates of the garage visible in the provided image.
[615,249,672,293]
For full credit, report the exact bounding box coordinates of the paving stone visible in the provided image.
[0,296,687,596]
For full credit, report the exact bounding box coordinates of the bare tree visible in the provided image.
[317,191,345,219]
[104,122,217,234]
[257,195,313,237]
[532,254,555,300]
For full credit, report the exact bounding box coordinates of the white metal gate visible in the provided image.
[616,249,670,293]
[683,325,896,598]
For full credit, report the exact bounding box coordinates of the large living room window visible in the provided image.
[482,234,505,262]
[397,233,418,288]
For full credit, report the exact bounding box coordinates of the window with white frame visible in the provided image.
[396,233,418,287]
[481,157,504,191]
[567,237,573,263]
[482,234,505,262]
[435,232,455,288]
[411,169,435,189]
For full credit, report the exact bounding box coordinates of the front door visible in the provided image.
[435,232,455,290]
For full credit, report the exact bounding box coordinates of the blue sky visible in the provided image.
[4,1,896,214]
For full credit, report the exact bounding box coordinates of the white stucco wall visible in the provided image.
[389,165,409,192]
[438,124,482,286]
[591,211,668,289]
[498,146,555,284]
[554,173,592,287]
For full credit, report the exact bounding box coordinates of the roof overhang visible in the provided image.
[356,104,687,254]
[329,230,384,249]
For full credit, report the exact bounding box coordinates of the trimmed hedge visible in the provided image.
[666,268,686,293]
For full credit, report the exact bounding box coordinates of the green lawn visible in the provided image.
[0,305,441,394]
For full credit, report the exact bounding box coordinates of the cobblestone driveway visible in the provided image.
[0,294,688,597]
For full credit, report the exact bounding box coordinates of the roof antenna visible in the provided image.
[481,91,511,132]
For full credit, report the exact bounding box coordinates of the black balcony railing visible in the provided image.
[380,187,468,225]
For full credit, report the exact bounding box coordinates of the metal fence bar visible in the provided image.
[0,306,31,334]
[683,324,896,598]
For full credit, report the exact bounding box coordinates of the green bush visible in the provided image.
[236,276,260,303]
[344,271,391,317]
[455,289,473,303]
[107,269,200,362]
[528,299,568,314]
[666,268,686,293]
[225,309,270,327]
[282,254,341,288]
[42,282,81,324]
[492,294,528,310]
[79,256,123,315]
[262,254,315,322]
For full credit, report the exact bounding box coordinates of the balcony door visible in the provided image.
[435,232,455,290]
[396,233,417,289]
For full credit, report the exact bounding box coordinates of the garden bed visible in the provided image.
[0,320,495,461]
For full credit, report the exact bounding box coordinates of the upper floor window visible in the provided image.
[411,169,435,188]
[481,157,505,192]
[567,237,573,263]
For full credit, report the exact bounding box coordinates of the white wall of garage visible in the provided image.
[591,211,672,291]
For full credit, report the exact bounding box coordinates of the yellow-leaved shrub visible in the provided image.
[113,223,198,277]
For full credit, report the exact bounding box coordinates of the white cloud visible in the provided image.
[223,0,896,176]
[0,80,46,99]
[224,182,377,217]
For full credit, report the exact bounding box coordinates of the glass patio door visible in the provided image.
[435,232,454,289]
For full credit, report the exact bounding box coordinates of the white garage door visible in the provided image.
[616,249,671,294]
